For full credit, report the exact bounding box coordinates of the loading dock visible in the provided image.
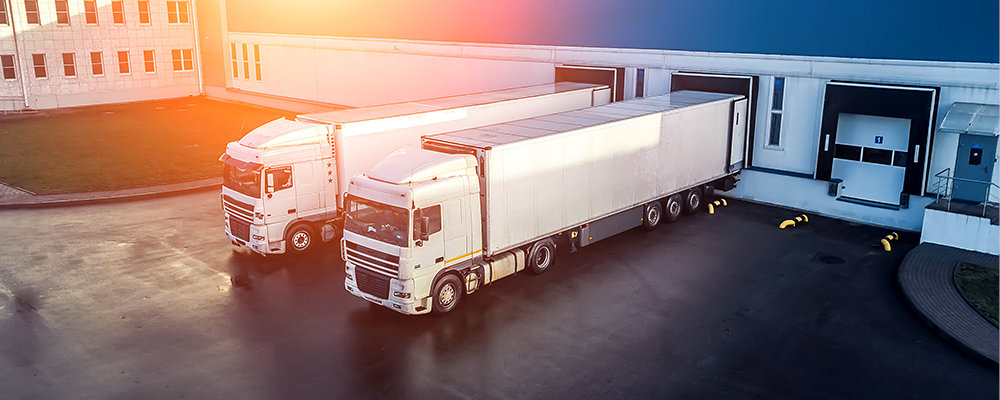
[816,82,939,207]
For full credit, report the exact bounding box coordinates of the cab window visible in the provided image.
[265,166,292,193]
[413,205,442,238]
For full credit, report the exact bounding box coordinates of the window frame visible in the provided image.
[111,0,125,24]
[0,0,8,25]
[90,51,104,76]
[167,1,189,24]
[138,0,150,24]
[171,48,193,71]
[55,0,70,25]
[62,52,76,77]
[117,50,130,74]
[31,53,46,79]
[24,0,40,24]
[253,44,261,81]
[765,76,786,149]
[84,0,98,25]
[230,42,238,78]
[142,50,155,73]
[1,55,16,80]
[241,44,249,79]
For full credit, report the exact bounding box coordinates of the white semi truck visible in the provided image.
[220,83,611,255]
[342,90,748,314]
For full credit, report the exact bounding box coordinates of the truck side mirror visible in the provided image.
[265,173,275,195]
[419,216,430,241]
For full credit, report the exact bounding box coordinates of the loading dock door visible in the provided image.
[830,114,911,205]
[816,82,938,199]
[556,65,625,102]
[671,72,758,168]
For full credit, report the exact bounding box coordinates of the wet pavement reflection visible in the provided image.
[0,189,996,399]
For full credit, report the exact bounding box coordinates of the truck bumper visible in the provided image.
[225,222,283,256]
[344,278,430,315]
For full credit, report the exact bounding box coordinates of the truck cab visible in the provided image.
[221,118,338,255]
[342,147,482,314]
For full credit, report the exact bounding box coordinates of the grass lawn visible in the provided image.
[954,262,999,326]
[0,97,294,194]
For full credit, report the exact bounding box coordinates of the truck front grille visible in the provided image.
[345,241,399,278]
[229,218,250,243]
[356,267,390,299]
[223,195,253,244]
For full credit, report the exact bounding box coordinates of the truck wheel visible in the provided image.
[286,223,316,253]
[642,201,662,231]
[683,188,703,214]
[665,194,683,223]
[528,239,556,274]
[432,274,462,314]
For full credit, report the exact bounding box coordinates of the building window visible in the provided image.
[1,55,15,79]
[112,1,125,24]
[143,50,154,72]
[117,51,130,74]
[0,0,8,25]
[253,44,261,81]
[90,51,103,75]
[171,49,192,71]
[167,1,189,23]
[24,0,39,24]
[84,0,98,24]
[241,44,249,78]
[635,68,645,98]
[31,53,46,78]
[55,0,70,24]
[230,43,238,78]
[138,1,150,24]
[767,77,785,148]
[62,53,75,77]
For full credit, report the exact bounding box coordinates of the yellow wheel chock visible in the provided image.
[707,199,728,214]
[880,232,899,251]
[779,214,808,229]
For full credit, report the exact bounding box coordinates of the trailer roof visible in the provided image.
[424,91,741,149]
[299,82,606,125]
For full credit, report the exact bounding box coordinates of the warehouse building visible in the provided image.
[3,0,998,251]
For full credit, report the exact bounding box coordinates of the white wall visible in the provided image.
[227,33,554,108]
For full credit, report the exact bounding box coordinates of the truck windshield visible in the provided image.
[223,164,261,199]
[344,196,409,247]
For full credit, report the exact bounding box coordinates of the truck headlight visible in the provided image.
[252,235,265,241]
[393,291,411,299]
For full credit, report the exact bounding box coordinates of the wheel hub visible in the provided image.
[440,284,456,306]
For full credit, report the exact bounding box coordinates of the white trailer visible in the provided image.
[220,83,611,255]
[342,90,747,314]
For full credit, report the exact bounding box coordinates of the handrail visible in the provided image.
[932,168,999,216]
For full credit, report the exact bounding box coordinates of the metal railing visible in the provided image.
[932,168,1000,216]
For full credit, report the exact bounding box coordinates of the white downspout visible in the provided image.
[191,0,204,95]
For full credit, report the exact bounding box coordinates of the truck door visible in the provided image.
[413,205,445,271]
[263,166,297,238]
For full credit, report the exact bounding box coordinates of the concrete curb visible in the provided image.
[0,178,222,209]
[897,243,999,365]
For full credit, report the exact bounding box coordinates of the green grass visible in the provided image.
[0,97,294,194]
[954,262,999,326]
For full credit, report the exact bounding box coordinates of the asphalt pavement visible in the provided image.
[0,190,995,399]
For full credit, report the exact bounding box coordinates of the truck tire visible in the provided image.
[286,223,316,254]
[665,194,683,223]
[683,188,703,214]
[432,274,463,314]
[528,238,556,274]
[642,201,663,231]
